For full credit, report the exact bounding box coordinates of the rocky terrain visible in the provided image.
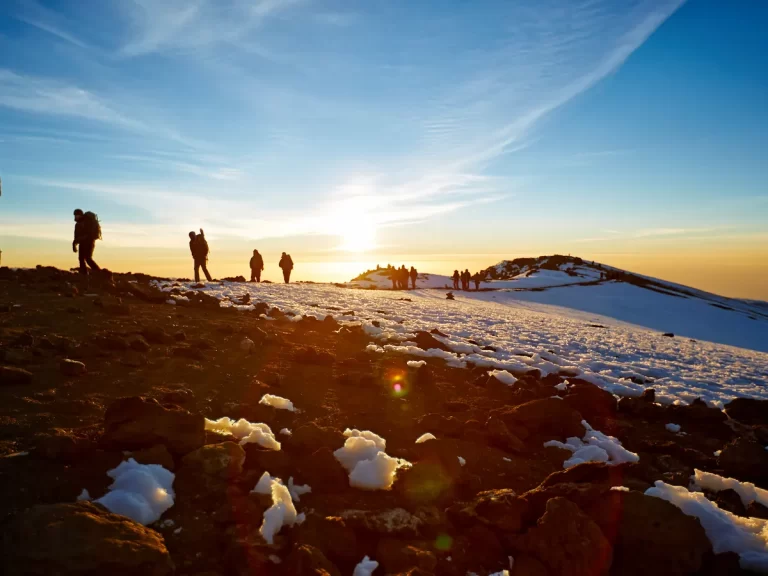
[1,265,768,575]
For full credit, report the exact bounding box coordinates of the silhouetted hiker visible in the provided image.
[279,252,294,283]
[452,270,460,290]
[400,265,409,289]
[473,272,482,291]
[409,266,418,289]
[389,267,398,290]
[463,269,471,291]
[72,209,102,275]
[249,249,264,282]
[189,229,212,282]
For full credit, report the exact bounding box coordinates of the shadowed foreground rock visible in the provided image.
[1,501,174,576]
[103,396,205,455]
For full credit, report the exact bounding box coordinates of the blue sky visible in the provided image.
[0,0,767,295]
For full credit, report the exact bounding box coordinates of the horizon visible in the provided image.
[1,0,767,299]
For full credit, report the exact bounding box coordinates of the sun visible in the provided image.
[340,221,376,253]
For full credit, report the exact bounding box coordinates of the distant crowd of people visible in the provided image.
[452,269,483,291]
[381,264,419,290]
[70,209,480,291]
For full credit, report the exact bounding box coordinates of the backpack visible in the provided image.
[83,212,102,241]
[195,235,209,258]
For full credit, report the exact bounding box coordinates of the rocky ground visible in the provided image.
[1,265,767,575]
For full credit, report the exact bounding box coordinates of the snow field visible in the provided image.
[156,280,768,407]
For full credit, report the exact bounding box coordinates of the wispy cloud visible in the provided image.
[13,0,88,48]
[118,0,303,57]
[0,69,141,129]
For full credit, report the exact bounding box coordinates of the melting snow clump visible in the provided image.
[610,486,630,492]
[257,474,305,544]
[251,472,311,502]
[76,489,91,501]
[666,423,682,433]
[646,479,768,571]
[205,417,281,450]
[280,428,292,436]
[544,420,639,469]
[353,556,379,576]
[458,456,466,466]
[94,458,175,525]
[555,381,568,391]
[415,433,436,444]
[334,429,410,490]
[259,394,296,412]
[407,360,427,368]
[691,469,768,508]
[488,369,518,386]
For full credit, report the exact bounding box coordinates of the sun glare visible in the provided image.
[340,223,376,253]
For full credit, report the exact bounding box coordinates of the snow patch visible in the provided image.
[260,477,300,545]
[488,369,518,386]
[458,456,466,466]
[692,469,768,509]
[204,417,281,450]
[666,423,682,433]
[353,556,379,576]
[415,433,436,444]
[407,360,427,368]
[646,480,768,571]
[280,428,292,436]
[259,394,296,412]
[94,458,175,525]
[334,429,410,490]
[544,420,638,469]
[76,489,91,501]
[610,486,630,492]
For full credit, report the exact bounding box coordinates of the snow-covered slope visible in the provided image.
[154,279,768,407]
[346,269,455,290]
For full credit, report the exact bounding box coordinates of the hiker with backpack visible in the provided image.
[249,249,264,282]
[189,229,212,283]
[452,270,460,290]
[279,252,294,284]
[472,272,482,291]
[409,266,418,290]
[72,209,102,275]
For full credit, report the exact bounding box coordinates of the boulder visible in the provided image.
[499,398,585,439]
[60,359,87,377]
[0,365,33,386]
[412,331,452,352]
[131,444,176,470]
[724,397,768,426]
[290,423,345,453]
[141,326,173,345]
[181,442,245,481]
[293,347,335,366]
[103,396,205,455]
[299,448,348,492]
[416,413,462,438]
[128,335,151,353]
[294,514,360,569]
[718,438,768,483]
[34,428,91,462]
[1,502,174,576]
[171,346,205,361]
[285,544,341,576]
[485,417,525,453]
[448,488,528,533]
[375,540,437,575]
[339,508,438,538]
[562,382,617,420]
[584,490,712,576]
[512,497,611,576]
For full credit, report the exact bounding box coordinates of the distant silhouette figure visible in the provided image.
[72,209,102,275]
[279,252,294,283]
[189,229,212,282]
[409,266,418,290]
[399,265,408,290]
[249,249,264,282]
[462,269,471,291]
[389,267,398,290]
[473,272,482,291]
[452,270,460,290]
